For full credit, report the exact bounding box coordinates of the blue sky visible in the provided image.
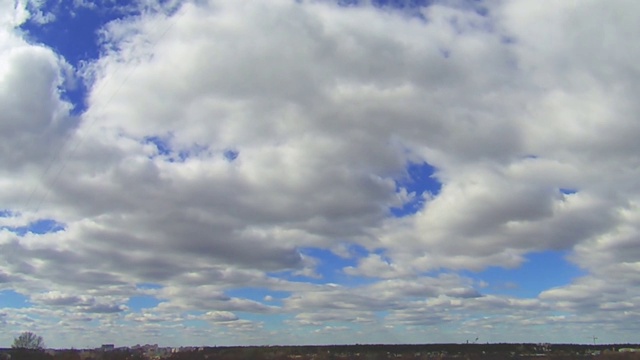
[0,290,31,309]
[20,1,117,114]
[464,251,585,298]
[1,0,639,349]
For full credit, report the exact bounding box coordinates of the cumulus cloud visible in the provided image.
[31,291,89,306]
[1,0,640,347]
[0,9,75,221]
[202,310,238,323]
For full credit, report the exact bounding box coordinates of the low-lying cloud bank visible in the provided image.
[1,0,639,348]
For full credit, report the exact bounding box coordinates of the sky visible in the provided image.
[1,0,639,349]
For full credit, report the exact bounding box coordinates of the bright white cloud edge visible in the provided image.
[1,0,640,348]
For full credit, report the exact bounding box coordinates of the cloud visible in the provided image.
[1,0,640,347]
[82,303,126,313]
[32,291,88,306]
[202,311,238,323]
[0,40,74,170]
[0,270,10,283]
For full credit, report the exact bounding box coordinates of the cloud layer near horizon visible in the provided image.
[2,0,640,348]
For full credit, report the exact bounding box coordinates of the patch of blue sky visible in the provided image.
[391,161,441,217]
[16,0,178,115]
[560,188,578,195]
[127,295,162,312]
[501,36,516,44]
[336,0,434,9]
[374,310,390,319]
[182,318,208,328]
[20,0,137,66]
[370,0,433,9]
[368,0,491,26]
[0,209,14,217]
[144,136,216,163]
[463,250,585,298]
[176,145,207,162]
[0,290,31,309]
[226,288,289,305]
[19,1,129,115]
[301,247,377,286]
[474,6,489,17]
[223,149,239,161]
[136,282,163,290]
[144,136,173,156]
[1,219,65,236]
[267,272,324,286]
[334,0,435,23]
[337,0,359,7]
[269,251,376,287]
[234,313,291,329]
[343,243,373,270]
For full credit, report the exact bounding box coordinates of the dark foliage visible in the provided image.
[6,344,640,360]
[9,349,52,360]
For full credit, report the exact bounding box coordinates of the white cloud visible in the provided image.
[0,0,29,27]
[202,310,238,323]
[2,0,640,347]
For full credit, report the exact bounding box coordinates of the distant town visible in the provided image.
[3,343,640,360]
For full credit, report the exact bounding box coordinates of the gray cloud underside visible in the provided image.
[2,0,640,347]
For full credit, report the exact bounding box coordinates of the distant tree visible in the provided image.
[12,332,45,350]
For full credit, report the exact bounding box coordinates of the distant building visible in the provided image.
[101,344,115,351]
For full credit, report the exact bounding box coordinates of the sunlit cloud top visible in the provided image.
[1,0,639,348]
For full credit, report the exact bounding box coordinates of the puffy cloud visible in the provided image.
[31,291,89,306]
[202,310,238,323]
[1,0,640,347]
[0,6,75,221]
